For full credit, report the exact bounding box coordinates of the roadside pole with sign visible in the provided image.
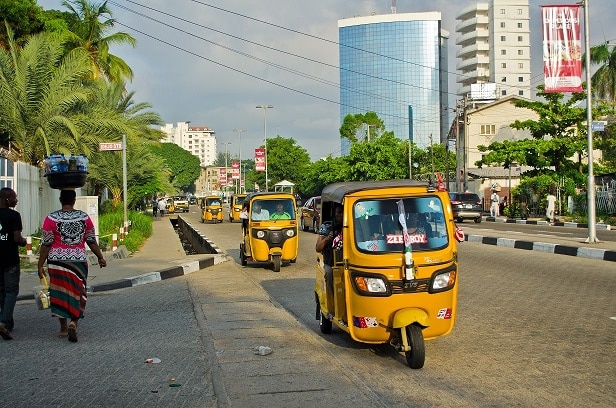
[99,136,128,233]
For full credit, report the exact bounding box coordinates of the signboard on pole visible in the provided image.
[542,5,582,93]
[231,162,240,179]
[99,142,123,151]
[255,148,265,172]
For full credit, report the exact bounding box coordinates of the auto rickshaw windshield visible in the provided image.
[353,196,449,253]
[251,198,295,220]
[206,197,222,206]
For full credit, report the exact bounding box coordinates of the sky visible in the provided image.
[41,0,616,162]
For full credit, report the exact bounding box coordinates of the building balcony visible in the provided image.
[455,15,489,33]
[455,3,489,21]
[456,28,489,46]
[456,42,490,59]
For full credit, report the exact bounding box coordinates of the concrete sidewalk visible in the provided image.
[18,215,227,301]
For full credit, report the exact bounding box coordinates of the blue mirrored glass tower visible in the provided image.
[339,13,449,154]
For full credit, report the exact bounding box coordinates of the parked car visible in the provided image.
[173,196,190,213]
[449,192,482,223]
[300,196,321,232]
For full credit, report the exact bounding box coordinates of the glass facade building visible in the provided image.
[339,13,449,154]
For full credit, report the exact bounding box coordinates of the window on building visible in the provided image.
[501,49,507,55]
[501,77,507,82]
[519,90,524,96]
[518,63,524,68]
[517,22,523,28]
[480,125,496,135]
[502,63,507,68]
[518,49,523,55]
[501,35,506,41]
[517,9,522,15]
[502,90,507,96]
[518,76,524,82]
[500,22,506,28]
[500,9,505,14]
[518,36,523,42]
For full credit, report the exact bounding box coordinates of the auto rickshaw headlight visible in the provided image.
[285,229,295,237]
[354,276,387,294]
[256,230,266,239]
[431,270,456,292]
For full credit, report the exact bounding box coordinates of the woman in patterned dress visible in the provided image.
[37,190,106,342]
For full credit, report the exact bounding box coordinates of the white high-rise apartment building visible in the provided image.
[160,122,216,167]
[455,0,530,98]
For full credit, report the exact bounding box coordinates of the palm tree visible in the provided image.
[588,43,616,105]
[0,25,94,165]
[61,0,136,83]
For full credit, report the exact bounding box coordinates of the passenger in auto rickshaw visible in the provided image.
[251,202,269,220]
[270,202,292,220]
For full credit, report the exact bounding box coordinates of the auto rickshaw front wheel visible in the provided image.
[272,255,281,272]
[404,324,425,369]
[240,244,247,266]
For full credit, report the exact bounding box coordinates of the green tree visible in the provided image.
[249,136,310,191]
[298,156,348,197]
[0,27,94,164]
[587,43,616,105]
[0,0,43,49]
[150,143,200,193]
[476,86,609,173]
[339,112,385,144]
[59,0,136,83]
[345,132,408,181]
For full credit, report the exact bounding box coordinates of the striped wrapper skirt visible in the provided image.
[47,260,88,320]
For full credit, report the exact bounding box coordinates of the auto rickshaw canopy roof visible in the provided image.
[321,179,431,204]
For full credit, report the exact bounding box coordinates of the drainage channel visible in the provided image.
[169,218,199,255]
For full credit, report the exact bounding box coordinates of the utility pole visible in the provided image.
[455,100,462,192]
[233,128,245,193]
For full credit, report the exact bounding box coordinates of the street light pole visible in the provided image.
[233,128,245,193]
[256,105,273,191]
[224,141,231,198]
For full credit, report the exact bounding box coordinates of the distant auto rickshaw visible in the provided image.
[201,196,224,223]
[229,194,247,222]
[165,197,175,214]
[315,179,461,369]
[239,192,298,272]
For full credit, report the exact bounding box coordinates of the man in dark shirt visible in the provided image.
[0,188,28,340]
[315,204,343,316]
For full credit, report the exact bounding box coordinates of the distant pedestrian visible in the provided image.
[158,198,166,217]
[37,189,107,342]
[490,191,500,217]
[152,196,158,217]
[0,188,28,340]
[546,192,557,224]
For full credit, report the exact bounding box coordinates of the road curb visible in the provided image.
[465,234,616,262]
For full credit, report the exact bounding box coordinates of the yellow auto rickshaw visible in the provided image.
[229,194,247,222]
[201,195,224,223]
[165,197,175,214]
[315,179,461,369]
[239,192,298,272]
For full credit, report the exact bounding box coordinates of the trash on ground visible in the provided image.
[253,346,273,356]
[145,357,161,364]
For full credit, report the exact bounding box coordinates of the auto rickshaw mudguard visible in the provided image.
[392,307,430,329]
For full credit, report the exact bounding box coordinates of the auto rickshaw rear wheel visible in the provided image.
[404,324,425,369]
[272,255,281,272]
[240,244,247,266]
[317,303,332,334]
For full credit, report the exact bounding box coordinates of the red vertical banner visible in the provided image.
[219,168,227,186]
[255,148,265,172]
[542,5,582,93]
[231,161,240,179]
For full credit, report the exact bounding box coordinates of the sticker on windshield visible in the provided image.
[386,234,427,244]
[353,316,378,328]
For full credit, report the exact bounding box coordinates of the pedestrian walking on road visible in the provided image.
[37,189,107,342]
[490,191,500,217]
[0,188,28,340]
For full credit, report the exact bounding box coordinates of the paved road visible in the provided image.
[4,208,614,407]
